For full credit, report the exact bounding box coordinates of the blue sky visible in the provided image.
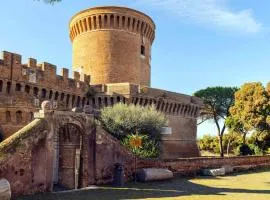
[0,0,269,137]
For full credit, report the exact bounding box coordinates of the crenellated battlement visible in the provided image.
[0,51,91,86]
[69,6,155,43]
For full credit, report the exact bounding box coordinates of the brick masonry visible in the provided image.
[0,6,204,159]
[0,111,270,197]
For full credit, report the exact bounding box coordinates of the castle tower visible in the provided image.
[69,6,155,86]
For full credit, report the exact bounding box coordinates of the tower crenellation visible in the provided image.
[70,6,156,87]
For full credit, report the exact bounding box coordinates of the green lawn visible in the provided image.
[16,169,270,200]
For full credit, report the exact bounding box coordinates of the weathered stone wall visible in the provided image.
[0,119,51,196]
[94,126,135,184]
[0,111,96,197]
[93,126,270,184]
[1,114,270,198]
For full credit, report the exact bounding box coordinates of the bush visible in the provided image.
[236,144,253,156]
[199,135,219,153]
[100,103,167,158]
[122,134,159,158]
[100,103,168,139]
[249,144,264,155]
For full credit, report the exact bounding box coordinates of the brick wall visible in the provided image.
[0,119,51,196]
[95,127,270,182]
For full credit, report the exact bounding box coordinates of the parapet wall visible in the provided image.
[0,51,91,138]
[69,6,155,43]
[0,51,90,92]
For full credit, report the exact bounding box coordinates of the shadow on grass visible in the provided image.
[16,171,270,200]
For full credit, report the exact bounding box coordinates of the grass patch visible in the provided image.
[16,168,270,200]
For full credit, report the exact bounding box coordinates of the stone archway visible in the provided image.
[54,123,83,189]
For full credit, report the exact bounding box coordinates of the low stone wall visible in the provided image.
[137,156,270,176]
[93,127,270,182]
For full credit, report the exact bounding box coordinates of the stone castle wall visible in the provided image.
[70,6,155,86]
[0,51,89,138]
[0,6,203,159]
[1,112,269,197]
[0,53,202,158]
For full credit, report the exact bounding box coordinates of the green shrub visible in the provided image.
[100,103,167,158]
[100,103,167,139]
[249,144,264,155]
[199,135,219,153]
[122,134,159,158]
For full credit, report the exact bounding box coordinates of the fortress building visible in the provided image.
[0,6,203,159]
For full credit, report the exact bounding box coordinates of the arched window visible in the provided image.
[33,87,39,97]
[30,112,34,120]
[41,88,47,98]
[49,90,53,99]
[6,82,11,94]
[60,93,65,101]
[134,98,139,105]
[116,16,120,28]
[16,111,22,124]
[66,94,70,106]
[54,91,59,101]
[122,16,125,27]
[110,15,114,28]
[92,97,96,106]
[72,95,76,107]
[25,85,30,94]
[76,96,81,107]
[98,15,102,28]
[98,97,102,107]
[6,111,11,122]
[82,97,86,107]
[0,80,2,92]
[141,45,145,56]
[104,97,108,106]
[93,16,97,29]
[110,97,114,106]
[104,15,108,27]
[15,83,21,91]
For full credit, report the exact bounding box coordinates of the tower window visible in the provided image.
[16,83,22,91]
[141,45,145,56]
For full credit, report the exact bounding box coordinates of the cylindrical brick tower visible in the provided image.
[69,6,155,86]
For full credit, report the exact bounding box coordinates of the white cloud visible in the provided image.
[143,0,262,34]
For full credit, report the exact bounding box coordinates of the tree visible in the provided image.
[199,134,219,153]
[194,86,238,157]
[223,131,242,156]
[229,82,270,154]
[230,82,270,133]
[225,116,248,144]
